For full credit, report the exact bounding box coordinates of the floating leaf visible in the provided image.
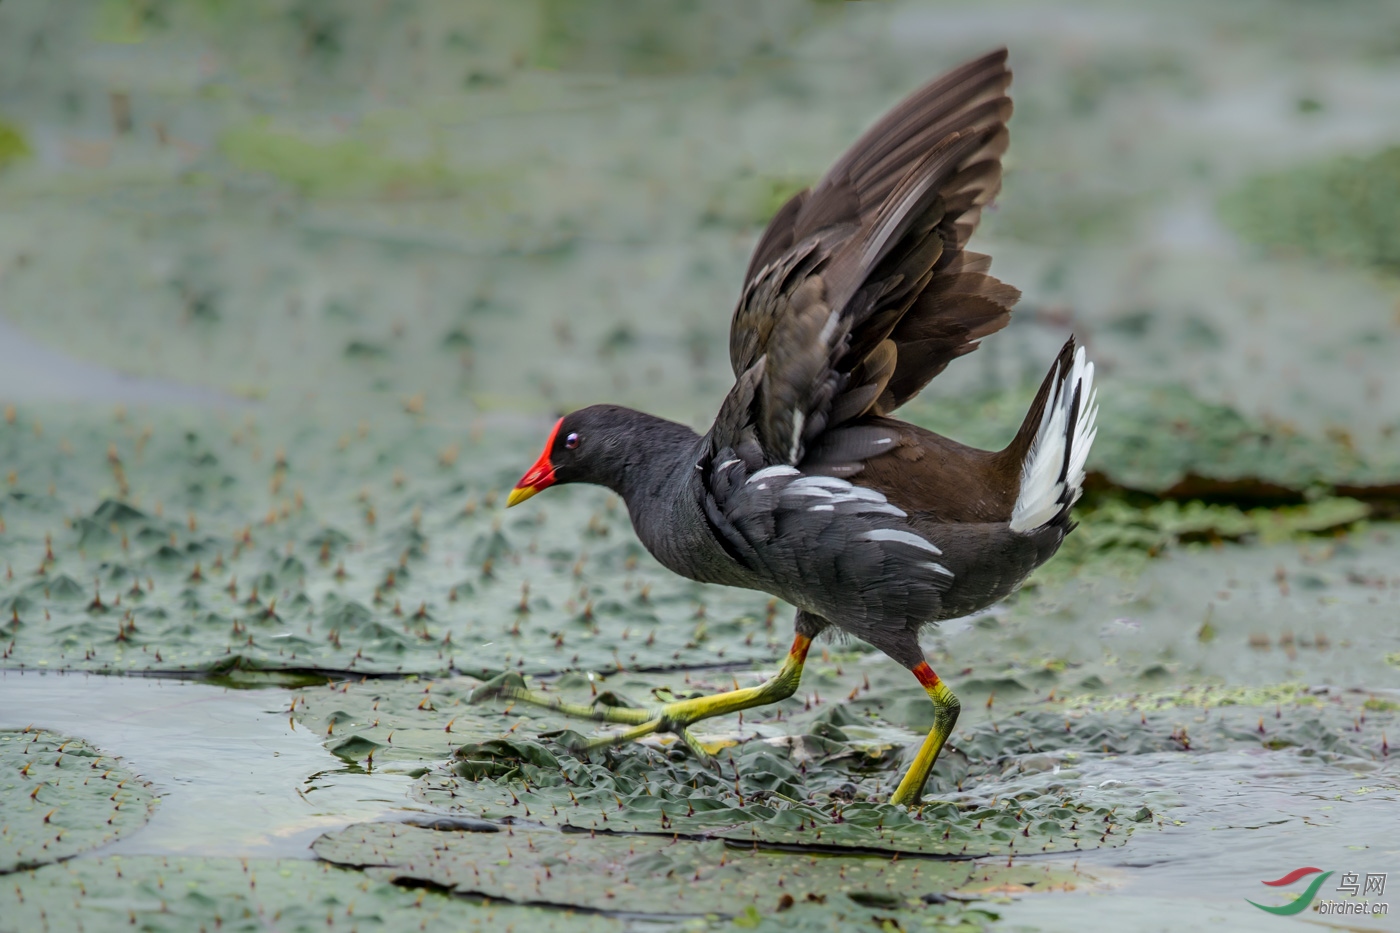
[314,822,1076,916]
[0,855,616,931]
[0,730,157,872]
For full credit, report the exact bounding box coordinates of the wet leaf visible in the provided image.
[0,411,778,678]
[0,729,157,872]
[313,822,1075,917]
[416,729,1127,857]
[0,855,619,931]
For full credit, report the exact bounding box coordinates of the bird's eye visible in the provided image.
[564,432,580,450]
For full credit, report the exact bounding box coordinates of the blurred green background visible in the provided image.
[1,2,1399,932]
[2,0,1399,439]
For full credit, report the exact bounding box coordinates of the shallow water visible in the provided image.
[0,672,415,858]
[0,316,237,407]
[5,670,1394,927]
[1043,751,1399,931]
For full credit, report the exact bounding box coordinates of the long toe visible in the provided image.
[678,727,721,764]
[572,719,663,753]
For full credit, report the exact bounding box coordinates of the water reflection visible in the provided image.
[0,671,414,858]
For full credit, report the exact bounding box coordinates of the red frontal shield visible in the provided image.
[507,418,563,507]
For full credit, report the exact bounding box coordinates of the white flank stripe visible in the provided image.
[855,502,907,518]
[860,528,942,555]
[787,476,897,508]
[788,476,848,491]
[784,485,833,499]
[808,504,834,512]
[748,465,799,485]
[835,486,885,503]
[922,561,954,578]
[718,458,741,470]
[782,475,906,517]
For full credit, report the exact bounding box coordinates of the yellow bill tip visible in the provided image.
[506,485,540,508]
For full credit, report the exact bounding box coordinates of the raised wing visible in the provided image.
[714,48,1019,473]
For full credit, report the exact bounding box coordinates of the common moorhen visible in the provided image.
[475,48,1097,806]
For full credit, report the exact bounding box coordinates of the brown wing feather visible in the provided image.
[877,272,1019,410]
[798,49,1012,239]
[715,48,1019,469]
[742,187,811,291]
[730,48,1012,379]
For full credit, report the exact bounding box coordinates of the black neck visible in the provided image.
[602,412,703,508]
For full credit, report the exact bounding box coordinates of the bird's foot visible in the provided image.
[470,678,750,762]
[558,721,728,767]
[564,718,662,753]
[677,726,716,762]
[468,672,654,725]
[470,637,811,760]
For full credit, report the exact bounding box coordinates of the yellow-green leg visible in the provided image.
[889,660,961,806]
[470,635,813,755]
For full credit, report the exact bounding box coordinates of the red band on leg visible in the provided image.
[912,662,941,689]
[789,634,813,663]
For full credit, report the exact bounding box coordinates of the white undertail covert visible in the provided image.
[1009,346,1099,533]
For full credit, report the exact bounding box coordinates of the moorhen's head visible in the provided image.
[506,405,640,507]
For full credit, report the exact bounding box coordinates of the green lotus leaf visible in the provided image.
[0,729,157,872]
[313,821,1074,918]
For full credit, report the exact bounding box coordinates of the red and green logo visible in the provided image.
[1248,867,1334,915]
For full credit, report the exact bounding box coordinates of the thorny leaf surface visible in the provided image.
[0,854,623,932]
[314,821,1079,917]
[0,729,156,873]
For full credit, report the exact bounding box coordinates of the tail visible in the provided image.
[1005,337,1098,534]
